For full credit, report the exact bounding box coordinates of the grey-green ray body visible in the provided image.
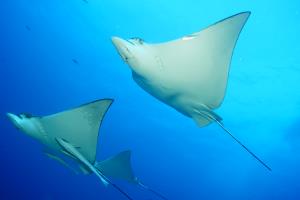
[111,12,271,171]
[7,100,137,199]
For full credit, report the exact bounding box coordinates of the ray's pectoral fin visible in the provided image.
[39,99,113,164]
[95,150,137,183]
[55,138,83,162]
[95,151,169,200]
[55,137,110,186]
[193,106,272,171]
[43,151,79,174]
[78,163,92,175]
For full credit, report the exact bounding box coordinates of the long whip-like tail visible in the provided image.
[138,181,168,200]
[96,168,135,200]
[214,120,272,171]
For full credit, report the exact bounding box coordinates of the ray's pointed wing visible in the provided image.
[38,99,113,163]
[95,150,137,183]
[151,12,250,109]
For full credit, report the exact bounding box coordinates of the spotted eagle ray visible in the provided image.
[111,12,271,171]
[7,99,168,199]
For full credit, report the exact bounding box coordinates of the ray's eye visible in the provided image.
[20,113,33,118]
[130,37,144,45]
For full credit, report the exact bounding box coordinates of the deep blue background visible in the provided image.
[1,1,300,199]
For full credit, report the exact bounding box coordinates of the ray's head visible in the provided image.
[6,112,39,139]
[111,36,156,77]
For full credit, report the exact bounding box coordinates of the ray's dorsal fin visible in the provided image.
[39,99,113,163]
[153,12,251,109]
[193,104,223,127]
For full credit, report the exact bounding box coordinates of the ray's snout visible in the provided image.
[6,113,21,129]
[111,36,127,48]
[7,112,18,122]
[111,36,133,62]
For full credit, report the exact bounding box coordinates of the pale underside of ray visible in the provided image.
[144,12,271,171]
[151,12,250,110]
[37,99,113,163]
[140,12,271,171]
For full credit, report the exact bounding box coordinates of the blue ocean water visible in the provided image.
[1,0,300,199]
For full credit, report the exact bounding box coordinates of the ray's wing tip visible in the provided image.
[102,98,114,105]
[239,11,251,18]
[87,98,114,106]
[241,11,251,15]
[95,98,114,103]
[229,11,251,20]
[231,11,251,26]
[230,11,250,19]
[78,98,113,105]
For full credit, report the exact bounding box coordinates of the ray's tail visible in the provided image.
[95,168,135,200]
[138,181,168,200]
[215,120,272,171]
